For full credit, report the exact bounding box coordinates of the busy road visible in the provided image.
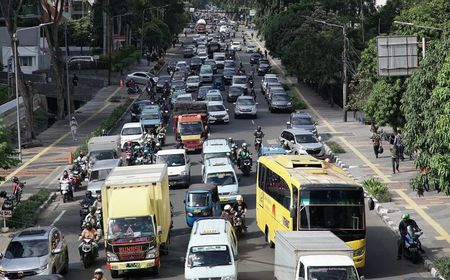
[32,25,430,280]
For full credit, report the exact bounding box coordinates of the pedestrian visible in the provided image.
[70,116,78,141]
[146,51,151,66]
[370,128,382,158]
[72,73,78,87]
[419,166,431,192]
[264,49,268,58]
[394,130,405,161]
[184,30,187,37]
[390,144,400,174]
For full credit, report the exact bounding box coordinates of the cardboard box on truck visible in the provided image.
[274,231,362,280]
[102,165,171,278]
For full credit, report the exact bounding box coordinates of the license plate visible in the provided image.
[193,209,201,213]
[220,197,229,202]
[126,263,140,268]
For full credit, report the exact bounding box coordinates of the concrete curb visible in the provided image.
[35,192,57,218]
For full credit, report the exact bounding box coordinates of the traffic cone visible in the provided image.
[68,152,73,164]
[120,79,124,88]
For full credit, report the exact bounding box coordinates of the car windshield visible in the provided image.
[188,246,231,268]
[187,192,209,207]
[306,266,359,280]
[229,87,242,94]
[200,68,212,74]
[295,134,318,143]
[122,127,142,136]
[158,76,170,83]
[199,87,212,94]
[224,62,235,68]
[207,95,222,102]
[215,56,225,61]
[233,77,246,84]
[172,84,185,91]
[89,168,112,182]
[141,113,159,120]
[177,97,192,102]
[237,98,255,105]
[108,216,154,239]
[179,122,203,135]
[272,94,289,101]
[292,116,313,125]
[260,62,270,67]
[204,152,228,160]
[5,239,49,258]
[90,151,117,161]
[266,78,278,84]
[232,42,239,46]
[192,58,201,64]
[132,102,150,113]
[206,172,236,185]
[187,77,200,83]
[158,154,185,166]
[208,105,226,112]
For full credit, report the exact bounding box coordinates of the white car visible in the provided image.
[230,41,242,51]
[208,101,229,124]
[234,95,257,119]
[205,89,224,103]
[197,49,208,61]
[186,75,201,92]
[199,65,213,83]
[246,44,256,53]
[175,93,193,103]
[120,122,145,148]
[126,71,157,85]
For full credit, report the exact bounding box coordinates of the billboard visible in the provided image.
[249,9,256,16]
[377,36,418,77]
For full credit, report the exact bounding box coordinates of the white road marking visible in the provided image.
[251,120,255,125]
[51,210,66,226]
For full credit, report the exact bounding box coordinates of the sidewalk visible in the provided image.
[246,30,450,264]
[0,59,153,198]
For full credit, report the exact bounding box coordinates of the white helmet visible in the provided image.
[94,268,104,275]
[224,204,231,211]
[236,195,243,202]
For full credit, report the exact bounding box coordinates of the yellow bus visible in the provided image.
[256,155,369,268]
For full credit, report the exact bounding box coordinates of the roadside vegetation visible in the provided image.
[7,189,51,228]
[435,256,450,280]
[325,141,346,154]
[362,178,391,203]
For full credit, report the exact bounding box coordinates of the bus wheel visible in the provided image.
[265,226,274,248]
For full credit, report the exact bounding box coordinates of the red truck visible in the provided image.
[172,102,209,151]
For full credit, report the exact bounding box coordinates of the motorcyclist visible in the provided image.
[81,191,96,207]
[220,204,234,226]
[123,140,133,152]
[237,143,252,168]
[397,213,424,260]
[156,124,166,135]
[59,170,74,199]
[176,137,184,149]
[100,129,107,136]
[228,137,238,162]
[84,206,101,229]
[78,222,98,259]
[163,81,171,96]
[232,195,248,230]
[11,176,21,198]
[92,268,107,280]
[92,195,102,212]
[254,126,264,140]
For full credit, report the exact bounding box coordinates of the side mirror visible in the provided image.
[52,248,62,254]
[290,140,295,144]
[238,178,241,182]
[234,255,240,261]
[368,197,375,211]
[318,136,322,142]
[183,199,186,204]
[157,225,162,236]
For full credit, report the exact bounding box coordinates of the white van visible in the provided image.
[199,65,213,83]
[213,52,226,69]
[202,157,238,204]
[184,218,239,280]
[156,149,190,187]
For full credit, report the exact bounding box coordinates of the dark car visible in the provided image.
[269,93,293,113]
[156,75,171,92]
[197,85,212,100]
[227,86,244,102]
[131,100,152,122]
[183,47,195,58]
[250,53,262,65]
[224,60,235,70]
[190,56,203,71]
[223,68,235,85]
[212,74,225,91]
[258,60,271,76]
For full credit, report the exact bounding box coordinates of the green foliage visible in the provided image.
[0,85,13,105]
[7,189,51,228]
[98,47,139,72]
[32,108,49,135]
[325,141,346,154]
[0,120,19,181]
[435,256,450,280]
[142,19,172,50]
[362,178,391,202]
[72,100,131,160]
[287,90,307,110]
[363,78,405,129]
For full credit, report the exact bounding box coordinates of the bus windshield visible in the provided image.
[179,122,203,135]
[299,188,365,230]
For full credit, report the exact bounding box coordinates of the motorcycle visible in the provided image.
[59,179,73,203]
[157,132,166,146]
[233,211,246,236]
[80,239,97,268]
[125,149,134,166]
[240,157,252,176]
[403,225,423,264]
[127,85,142,95]
[230,145,238,164]
[254,137,262,154]
[134,154,144,165]
[79,202,91,229]
[71,171,81,191]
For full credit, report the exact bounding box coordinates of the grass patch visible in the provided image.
[287,89,307,110]
[7,189,51,228]
[325,141,346,154]
[72,99,131,160]
[435,257,450,280]
[362,178,391,202]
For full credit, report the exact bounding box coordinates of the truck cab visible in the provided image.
[296,255,361,280]
[177,114,207,151]
[203,157,239,204]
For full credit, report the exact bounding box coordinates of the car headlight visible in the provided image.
[222,276,236,280]
[230,191,238,196]
[287,102,292,106]
[353,247,365,257]
[203,209,211,216]
[146,248,159,259]
[0,269,6,276]
[180,170,187,175]
[187,212,193,217]
[36,263,49,273]
[107,251,119,262]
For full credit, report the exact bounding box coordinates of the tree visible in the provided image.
[142,21,165,51]
[39,0,67,120]
[0,120,20,181]
[0,0,35,143]
[70,16,93,54]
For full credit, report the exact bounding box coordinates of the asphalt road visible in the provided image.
[36,30,429,280]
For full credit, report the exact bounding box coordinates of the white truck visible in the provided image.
[274,231,363,280]
[87,135,121,172]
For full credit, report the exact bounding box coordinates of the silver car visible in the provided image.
[234,96,257,119]
[280,128,325,158]
[0,227,69,279]
[126,71,157,85]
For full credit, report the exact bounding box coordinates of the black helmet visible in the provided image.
[85,191,92,197]
[257,126,261,131]
[12,176,19,183]
[85,222,92,229]
[89,206,95,214]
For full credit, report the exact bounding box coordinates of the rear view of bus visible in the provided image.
[255,155,368,267]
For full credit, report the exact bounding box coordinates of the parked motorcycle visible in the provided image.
[403,225,423,264]
[80,239,97,268]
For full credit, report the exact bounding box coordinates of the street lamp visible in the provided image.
[307,18,349,122]
[13,22,53,161]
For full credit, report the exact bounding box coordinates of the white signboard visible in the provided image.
[249,9,256,16]
[0,210,12,218]
[377,36,418,77]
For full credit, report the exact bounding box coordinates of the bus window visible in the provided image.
[257,162,266,190]
[264,168,290,209]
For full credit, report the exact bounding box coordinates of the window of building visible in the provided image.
[19,56,34,67]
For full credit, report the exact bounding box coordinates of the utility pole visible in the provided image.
[65,21,71,120]
[108,0,112,86]
[342,26,348,122]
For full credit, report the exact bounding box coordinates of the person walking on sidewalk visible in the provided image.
[370,128,382,158]
[390,144,400,174]
[394,130,405,161]
[70,116,78,141]
[72,74,78,87]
